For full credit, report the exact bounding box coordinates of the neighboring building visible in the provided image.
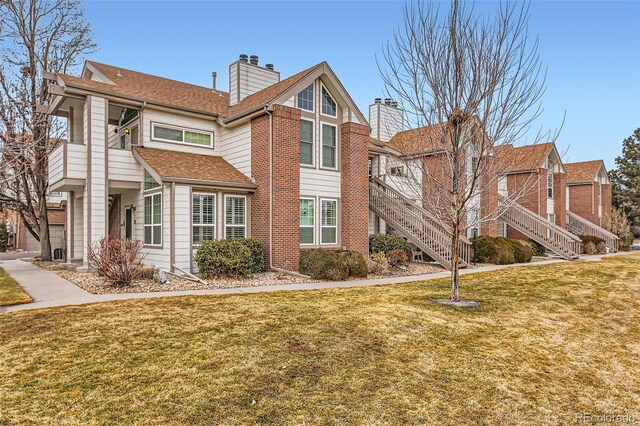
[45,55,370,273]
[4,194,67,253]
[564,160,612,229]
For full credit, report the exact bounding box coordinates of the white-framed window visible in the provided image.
[297,83,314,112]
[152,123,213,148]
[321,123,337,169]
[300,198,315,245]
[547,172,553,198]
[300,119,314,166]
[225,195,246,239]
[144,169,160,191]
[48,191,61,197]
[390,166,405,177]
[144,192,162,246]
[548,213,556,224]
[321,199,337,245]
[192,193,215,245]
[321,85,337,117]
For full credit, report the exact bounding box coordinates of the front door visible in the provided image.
[125,207,133,239]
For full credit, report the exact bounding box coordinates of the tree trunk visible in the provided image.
[450,229,460,301]
[39,197,52,261]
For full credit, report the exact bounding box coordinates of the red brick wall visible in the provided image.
[553,172,567,228]
[480,156,498,237]
[341,122,369,256]
[250,105,301,271]
[568,183,596,225]
[506,169,544,240]
[601,183,612,230]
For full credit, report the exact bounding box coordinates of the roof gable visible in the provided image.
[565,160,607,184]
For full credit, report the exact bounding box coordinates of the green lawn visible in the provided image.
[1,255,639,425]
[0,267,31,306]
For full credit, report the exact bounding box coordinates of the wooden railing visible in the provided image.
[369,178,472,270]
[498,194,581,259]
[566,210,619,252]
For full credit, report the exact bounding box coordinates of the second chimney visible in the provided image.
[229,54,280,105]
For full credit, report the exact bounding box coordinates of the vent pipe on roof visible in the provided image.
[249,55,259,65]
[390,101,398,108]
[265,63,274,71]
[239,54,248,63]
[374,98,382,104]
[211,72,217,90]
[384,98,392,105]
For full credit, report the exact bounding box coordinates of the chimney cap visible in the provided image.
[249,55,259,65]
[239,54,248,63]
[384,98,392,105]
[374,98,382,104]
[265,63,274,70]
[390,101,398,108]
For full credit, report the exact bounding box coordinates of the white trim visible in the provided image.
[320,121,338,170]
[320,198,338,245]
[319,82,337,118]
[300,118,315,167]
[299,197,315,246]
[192,192,216,246]
[295,82,315,113]
[144,192,162,246]
[224,194,247,239]
[151,121,214,148]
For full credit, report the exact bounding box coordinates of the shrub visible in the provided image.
[195,238,264,277]
[368,252,388,274]
[138,266,156,280]
[596,241,607,254]
[0,217,8,252]
[88,235,146,285]
[369,233,411,256]
[300,249,368,280]
[473,236,533,265]
[528,239,547,257]
[510,240,533,263]
[583,241,598,255]
[387,248,409,267]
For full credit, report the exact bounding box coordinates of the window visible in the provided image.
[144,193,162,245]
[297,84,314,111]
[192,193,215,245]
[144,169,160,191]
[48,191,61,197]
[321,86,337,116]
[547,172,553,198]
[548,213,556,224]
[152,124,213,148]
[300,120,314,166]
[390,166,405,177]
[300,198,315,245]
[225,195,246,238]
[321,123,337,169]
[130,125,139,146]
[321,199,337,245]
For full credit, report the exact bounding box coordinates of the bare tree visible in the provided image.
[381,1,556,301]
[0,0,95,260]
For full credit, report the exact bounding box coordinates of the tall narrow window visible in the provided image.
[144,193,162,245]
[192,193,215,245]
[300,120,314,165]
[321,86,337,116]
[300,198,315,245]
[321,124,337,169]
[547,172,553,198]
[225,195,246,238]
[297,84,314,111]
[321,199,337,245]
[144,169,160,191]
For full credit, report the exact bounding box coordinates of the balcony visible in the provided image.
[49,142,87,192]
[108,148,142,190]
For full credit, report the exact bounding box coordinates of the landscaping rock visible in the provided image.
[153,267,168,284]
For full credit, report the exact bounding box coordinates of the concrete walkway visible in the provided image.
[1,252,635,314]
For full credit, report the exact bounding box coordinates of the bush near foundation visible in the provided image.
[300,249,367,280]
[195,238,265,277]
[88,235,146,285]
[368,233,411,257]
[528,239,547,257]
[387,249,409,267]
[472,236,533,265]
[579,235,606,254]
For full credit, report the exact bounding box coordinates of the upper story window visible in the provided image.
[321,86,337,117]
[152,123,213,148]
[390,166,405,177]
[297,84,314,111]
[547,172,553,199]
[144,169,160,191]
[300,119,314,166]
[321,123,337,169]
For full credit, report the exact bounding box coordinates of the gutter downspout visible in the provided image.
[266,108,310,279]
[139,101,147,147]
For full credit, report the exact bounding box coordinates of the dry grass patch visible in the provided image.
[0,267,31,306]
[1,255,639,424]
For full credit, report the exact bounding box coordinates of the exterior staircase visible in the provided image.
[566,210,619,252]
[498,194,581,259]
[369,178,472,270]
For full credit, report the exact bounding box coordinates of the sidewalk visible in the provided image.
[1,252,634,314]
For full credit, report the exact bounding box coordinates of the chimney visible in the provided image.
[369,98,403,142]
[229,54,280,105]
[211,72,217,90]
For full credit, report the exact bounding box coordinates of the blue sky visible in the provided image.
[84,0,639,170]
